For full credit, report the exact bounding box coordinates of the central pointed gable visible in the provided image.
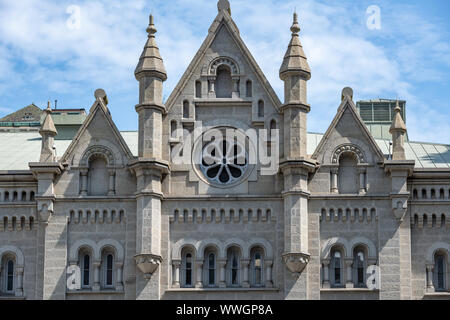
[60,97,134,166]
[312,94,385,164]
[165,9,282,111]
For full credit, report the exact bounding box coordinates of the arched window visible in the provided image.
[338,153,358,194]
[171,120,177,139]
[422,189,427,199]
[216,65,232,98]
[258,100,265,118]
[181,249,194,288]
[330,249,343,287]
[246,80,252,98]
[195,81,202,98]
[78,248,92,289]
[101,250,114,289]
[250,247,264,287]
[2,256,15,294]
[353,246,367,288]
[440,188,445,199]
[226,247,241,287]
[203,248,217,287]
[413,189,418,199]
[88,155,109,196]
[183,100,190,119]
[434,252,447,291]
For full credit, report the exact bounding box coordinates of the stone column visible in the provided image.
[330,168,338,194]
[345,259,353,288]
[265,260,273,287]
[93,261,101,291]
[80,169,88,196]
[219,260,227,288]
[108,170,116,196]
[426,265,434,292]
[208,77,216,97]
[15,267,24,297]
[241,259,250,288]
[195,261,203,288]
[116,262,124,291]
[322,260,330,288]
[173,260,181,288]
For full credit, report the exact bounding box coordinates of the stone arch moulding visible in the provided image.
[0,245,25,267]
[426,242,450,264]
[69,239,98,263]
[331,144,366,164]
[321,237,349,260]
[348,236,377,260]
[172,239,198,261]
[80,145,116,167]
[223,238,248,259]
[209,56,240,75]
[248,238,274,260]
[97,239,125,261]
[195,239,224,260]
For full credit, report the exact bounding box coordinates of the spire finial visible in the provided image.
[146,14,157,37]
[394,98,401,113]
[218,0,231,15]
[291,11,300,35]
[46,101,51,112]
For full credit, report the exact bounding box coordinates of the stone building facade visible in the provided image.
[0,0,449,300]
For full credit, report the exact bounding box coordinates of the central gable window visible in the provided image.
[216,65,232,98]
[88,155,109,196]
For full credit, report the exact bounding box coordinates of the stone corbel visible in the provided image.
[282,252,310,274]
[37,200,54,224]
[392,196,408,222]
[134,254,163,279]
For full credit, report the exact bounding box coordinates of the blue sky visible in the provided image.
[0,0,449,143]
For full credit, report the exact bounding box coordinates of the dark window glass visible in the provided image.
[7,260,14,292]
[83,254,90,286]
[106,254,113,286]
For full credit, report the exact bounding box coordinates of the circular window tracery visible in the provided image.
[193,127,254,188]
[200,137,248,185]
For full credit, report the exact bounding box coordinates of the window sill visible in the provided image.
[424,292,450,297]
[0,295,26,300]
[67,289,124,295]
[166,287,279,293]
[321,288,379,293]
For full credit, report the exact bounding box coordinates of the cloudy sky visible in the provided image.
[0,0,449,143]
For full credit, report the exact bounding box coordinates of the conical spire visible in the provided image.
[279,12,311,80]
[135,14,167,81]
[40,101,57,135]
[390,99,407,160]
[390,100,406,133]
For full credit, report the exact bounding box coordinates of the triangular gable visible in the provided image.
[60,98,134,164]
[312,96,385,162]
[165,9,282,111]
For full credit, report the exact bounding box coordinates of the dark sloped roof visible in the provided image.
[0,104,42,122]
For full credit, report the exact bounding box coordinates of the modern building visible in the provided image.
[0,0,449,300]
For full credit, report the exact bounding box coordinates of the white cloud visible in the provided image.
[0,0,449,143]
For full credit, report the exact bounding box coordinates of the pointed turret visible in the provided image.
[279,12,312,158]
[135,15,167,82]
[135,14,167,159]
[279,12,311,93]
[389,100,407,160]
[39,102,57,162]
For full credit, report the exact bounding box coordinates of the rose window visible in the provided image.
[200,138,248,185]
